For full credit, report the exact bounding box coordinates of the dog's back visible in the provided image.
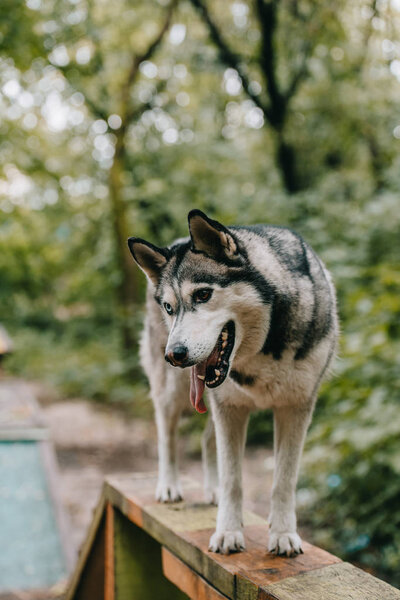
[232,224,338,362]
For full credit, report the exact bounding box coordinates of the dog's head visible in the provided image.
[128,210,269,412]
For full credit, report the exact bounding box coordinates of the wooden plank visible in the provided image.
[104,475,341,599]
[259,562,400,600]
[181,525,341,600]
[105,503,115,600]
[113,508,188,600]
[162,547,229,600]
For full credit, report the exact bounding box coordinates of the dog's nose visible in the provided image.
[165,345,188,366]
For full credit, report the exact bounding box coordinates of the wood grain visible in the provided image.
[104,476,340,599]
[162,547,229,600]
[104,503,115,600]
[259,562,400,600]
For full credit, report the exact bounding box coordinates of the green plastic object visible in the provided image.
[0,441,66,590]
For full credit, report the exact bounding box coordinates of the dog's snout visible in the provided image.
[165,344,188,366]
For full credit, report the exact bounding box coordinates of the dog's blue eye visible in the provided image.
[194,288,213,303]
[164,302,173,315]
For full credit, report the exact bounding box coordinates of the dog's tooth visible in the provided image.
[215,369,220,376]
[197,374,205,381]
[221,332,228,341]
[222,340,227,348]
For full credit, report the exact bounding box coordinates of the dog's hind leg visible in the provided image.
[202,415,218,505]
[208,400,250,554]
[268,403,314,556]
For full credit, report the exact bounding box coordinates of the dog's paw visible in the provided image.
[204,486,219,505]
[268,531,303,557]
[156,481,183,503]
[208,530,245,554]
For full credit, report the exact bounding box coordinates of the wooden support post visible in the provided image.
[105,503,115,600]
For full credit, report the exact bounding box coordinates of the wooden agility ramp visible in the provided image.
[66,474,400,600]
[0,380,74,594]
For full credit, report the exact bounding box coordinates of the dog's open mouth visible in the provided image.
[190,321,235,414]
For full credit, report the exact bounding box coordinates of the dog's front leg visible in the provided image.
[154,397,183,503]
[202,415,218,505]
[268,403,313,556]
[208,400,250,554]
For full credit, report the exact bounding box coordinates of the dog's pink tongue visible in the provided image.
[190,362,207,414]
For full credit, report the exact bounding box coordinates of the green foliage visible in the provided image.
[4,323,150,410]
[0,0,400,587]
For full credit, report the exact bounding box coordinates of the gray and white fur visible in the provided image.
[128,209,338,556]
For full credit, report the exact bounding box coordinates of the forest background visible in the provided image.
[1,0,400,587]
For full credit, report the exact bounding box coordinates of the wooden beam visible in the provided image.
[259,562,400,600]
[105,503,115,600]
[162,547,229,600]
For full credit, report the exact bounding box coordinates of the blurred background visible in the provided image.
[0,0,400,594]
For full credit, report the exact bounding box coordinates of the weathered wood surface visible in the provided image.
[258,562,400,600]
[162,547,228,600]
[104,503,114,600]
[104,474,341,599]
[66,473,400,600]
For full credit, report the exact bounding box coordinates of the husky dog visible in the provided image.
[128,210,338,556]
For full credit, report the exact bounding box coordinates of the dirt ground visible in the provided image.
[2,383,274,599]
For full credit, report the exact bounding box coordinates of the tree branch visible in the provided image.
[58,65,109,121]
[125,79,167,124]
[189,0,269,115]
[121,0,178,119]
[283,40,312,102]
[255,0,286,129]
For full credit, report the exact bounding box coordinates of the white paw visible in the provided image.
[156,480,183,503]
[268,531,303,557]
[204,486,219,505]
[208,530,245,554]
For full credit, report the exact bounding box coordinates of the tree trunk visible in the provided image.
[108,128,140,362]
[275,133,303,194]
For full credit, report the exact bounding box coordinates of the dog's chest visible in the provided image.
[220,349,321,409]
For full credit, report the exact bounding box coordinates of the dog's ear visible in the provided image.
[128,237,169,285]
[188,209,240,261]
